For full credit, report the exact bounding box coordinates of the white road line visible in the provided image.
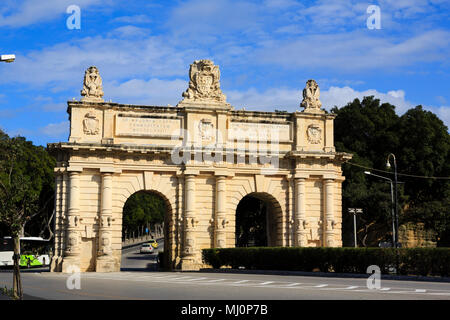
[285,283,301,287]
[380,288,391,291]
[315,284,328,288]
[183,277,208,281]
[415,289,427,293]
[168,276,195,281]
[343,286,358,290]
[259,281,274,285]
[206,279,225,283]
[233,280,250,284]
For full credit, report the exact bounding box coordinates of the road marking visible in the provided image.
[233,280,250,284]
[259,281,274,285]
[184,277,208,281]
[285,283,301,287]
[415,289,427,293]
[206,279,225,283]
[315,284,328,288]
[380,288,391,291]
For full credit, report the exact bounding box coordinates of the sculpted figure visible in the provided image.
[301,79,322,111]
[81,66,104,102]
[181,60,227,103]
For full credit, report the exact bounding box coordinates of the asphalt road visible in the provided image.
[1,240,450,300]
[120,239,163,271]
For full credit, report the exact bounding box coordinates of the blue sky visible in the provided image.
[0,0,449,146]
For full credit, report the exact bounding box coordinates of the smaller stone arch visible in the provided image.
[234,192,284,247]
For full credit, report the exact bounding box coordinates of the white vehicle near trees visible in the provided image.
[139,243,154,254]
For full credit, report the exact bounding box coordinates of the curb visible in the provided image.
[196,268,450,283]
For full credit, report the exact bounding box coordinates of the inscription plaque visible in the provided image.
[228,122,291,142]
[115,116,181,138]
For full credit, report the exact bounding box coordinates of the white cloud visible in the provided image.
[111,15,151,24]
[0,0,105,27]
[40,121,69,137]
[108,25,150,38]
[0,35,203,90]
[104,78,187,106]
[225,85,449,129]
[255,30,450,72]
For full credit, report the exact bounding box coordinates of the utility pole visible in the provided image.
[348,208,363,247]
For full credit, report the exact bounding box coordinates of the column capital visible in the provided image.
[323,174,337,181]
[183,169,199,176]
[294,173,309,179]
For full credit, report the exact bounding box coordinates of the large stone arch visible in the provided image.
[112,172,180,270]
[48,60,351,272]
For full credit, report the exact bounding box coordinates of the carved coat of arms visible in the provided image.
[81,66,104,102]
[83,112,99,135]
[307,124,322,144]
[198,119,214,141]
[181,60,227,103]
[301,79,322,111]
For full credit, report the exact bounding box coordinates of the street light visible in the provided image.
[348,208,363,247]
[364,171,395,247]
[0,54,15,63]
[386,153,399,248]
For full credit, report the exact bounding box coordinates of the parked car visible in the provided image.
[140,243,154,254]
[148,239,158,249]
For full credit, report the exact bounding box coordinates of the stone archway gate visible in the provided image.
[48,60,351,272]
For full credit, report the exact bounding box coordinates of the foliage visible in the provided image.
[202,247,450,277]
[0,130,55,238]
[122,191,165,237]
[0,129,55,300]
[333,98,450,247]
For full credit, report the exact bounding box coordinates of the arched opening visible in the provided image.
[120,190,171,271]
[235,192,282,247]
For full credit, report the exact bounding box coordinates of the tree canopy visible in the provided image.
[333,97,450,247]
[122,191,166,238]
[0,129,55,238]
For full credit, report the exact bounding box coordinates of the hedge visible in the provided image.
[202,247,450,277]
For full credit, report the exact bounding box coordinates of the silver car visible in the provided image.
[139,243,154,254]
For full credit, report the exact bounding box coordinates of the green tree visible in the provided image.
[0,130,55,299]
[333,98,450,247]
[333,96,402,246]
[396,106,450,245]
[122,191,165,239]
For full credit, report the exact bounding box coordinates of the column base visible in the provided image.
[50,256,63,272]
[180,257,200,271]
[61,257,80,273]
[96,256,117,272]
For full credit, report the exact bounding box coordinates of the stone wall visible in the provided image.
[398,222,437,248]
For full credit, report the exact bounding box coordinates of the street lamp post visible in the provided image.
[348,208,363,247]
[0,54,15,63]
[364,171,395,247]
[386,153,398,248]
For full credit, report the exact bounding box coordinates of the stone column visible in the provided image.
[50,172,62,272]
[324,179,336,247]
[62,170,81,272]
[96,172,115,272]
[181,174,197,269]
[215,175,227,248]
[294,178,308,246]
